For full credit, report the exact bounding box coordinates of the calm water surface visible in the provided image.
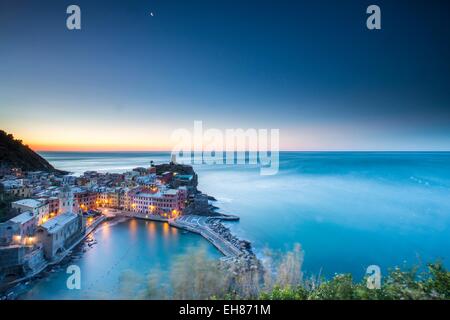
[21,218,219,299]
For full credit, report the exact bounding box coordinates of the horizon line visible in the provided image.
[35,149,450,153]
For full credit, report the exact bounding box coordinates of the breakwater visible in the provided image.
[104,209,252,259]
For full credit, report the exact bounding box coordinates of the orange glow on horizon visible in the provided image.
[3,123,377,152]
[31,143,172,152]
[5,126,174,152]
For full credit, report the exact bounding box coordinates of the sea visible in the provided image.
[18,151,450,299]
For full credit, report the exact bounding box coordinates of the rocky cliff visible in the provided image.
[0,130,62,173]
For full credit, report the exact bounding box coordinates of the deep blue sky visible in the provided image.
[0,0,449,150]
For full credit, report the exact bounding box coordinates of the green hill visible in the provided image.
[0,130,63,173]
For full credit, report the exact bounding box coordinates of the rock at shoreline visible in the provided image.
[154,163,198,188]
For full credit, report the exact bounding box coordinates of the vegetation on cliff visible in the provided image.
[0,130,62,173]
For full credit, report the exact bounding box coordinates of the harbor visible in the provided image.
[101,208,251,259]
[15,218,224,300]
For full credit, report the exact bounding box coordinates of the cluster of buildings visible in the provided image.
[75,166,192,218]
[0,182,86,282]
[0,163,196,283]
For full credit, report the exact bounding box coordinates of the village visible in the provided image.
[0,156,257,296]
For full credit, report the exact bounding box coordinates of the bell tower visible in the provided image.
[59,184,74,214]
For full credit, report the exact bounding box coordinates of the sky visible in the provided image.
[0,0,449,151]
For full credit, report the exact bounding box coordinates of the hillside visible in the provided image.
[0,130,63,173]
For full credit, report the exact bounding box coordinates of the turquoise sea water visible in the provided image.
[20,151,450,299]
[20,219,220,299]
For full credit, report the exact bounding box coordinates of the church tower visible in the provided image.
[59,184,74,214]
[171,153,177,164]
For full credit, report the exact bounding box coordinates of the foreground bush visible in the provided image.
[118,244,449,300]
[261,261,449,300]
